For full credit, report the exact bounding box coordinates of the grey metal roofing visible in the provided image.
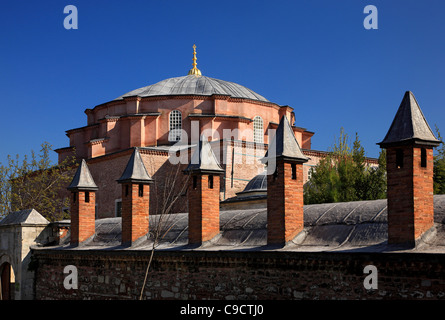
[54,195,445,253]
[262,115,308,165]
[378,91,440,147]
[114,75,269,102]
[117,148,153,184]
[67,159,99,191]
[184,138,224,174]
[236,171,267,197]
[0,209,49,226]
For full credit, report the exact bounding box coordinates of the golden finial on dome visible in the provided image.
[188,44,202,77]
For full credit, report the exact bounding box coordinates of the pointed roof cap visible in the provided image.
[118,148,153,184]
[0,208,49,226]
[262,115,308,164]
[67,159,99,191]
[378,91,440,147]
[184,138,224,174]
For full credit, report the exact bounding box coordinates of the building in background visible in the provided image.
[55,46,326,219]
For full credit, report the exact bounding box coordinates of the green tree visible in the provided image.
[0,142,76,221]
[304,128,387,204]
[433,125,445,194]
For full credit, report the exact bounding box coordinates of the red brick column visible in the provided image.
[121,182,150,245]
[70,191,96,245]
[267,160,304,245]
[188,174,221,244]
[386,145,435,244]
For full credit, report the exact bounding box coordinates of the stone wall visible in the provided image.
[33,249,445,300]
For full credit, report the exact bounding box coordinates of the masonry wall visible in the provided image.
[267,161,304,244]
[33,250,445,300]
[386,146,435,244]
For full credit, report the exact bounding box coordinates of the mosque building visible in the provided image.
[3,46,444,301]
[54,45,328,218]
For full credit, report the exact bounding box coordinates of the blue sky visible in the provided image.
[1,0,444,164]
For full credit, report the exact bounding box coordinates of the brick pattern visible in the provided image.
[267,161,304,245]
[121,183,150,245]
[386,145,435,244]
[187,174,221,244]
[70,191,96,245]
[34,250,445,300]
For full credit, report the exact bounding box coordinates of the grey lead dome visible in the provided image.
[115,75,269,102]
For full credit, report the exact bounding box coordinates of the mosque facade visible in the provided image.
[54,45,335,219]
[5,47,440,302]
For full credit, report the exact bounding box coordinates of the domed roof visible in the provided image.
[115,75,269,102]
[236,171,267,198]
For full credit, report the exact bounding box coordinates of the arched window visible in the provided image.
[169,110,182,142]
[253,116,264,144]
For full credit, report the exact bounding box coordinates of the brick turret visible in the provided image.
[262,115,308,245]
[184,138,224,245]
[117,148,153,246]
[378,91,441,245]
[67,159,98,246]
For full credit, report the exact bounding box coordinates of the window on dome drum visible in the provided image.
[169,110,182,142]
[253,116,264,144]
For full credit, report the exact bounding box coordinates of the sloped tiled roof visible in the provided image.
[184,138,224,174]
[0,209,49,226]
[117,148,153,184]
[378,91,440,147]
[67,159,98,191]
[262,115,308,164]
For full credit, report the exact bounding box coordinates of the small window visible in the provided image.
[208,175,214,189]
[85,191,90,203]
[138,184,144,197]
[169,110,182,142]
[115,199,122,217]
[291,163,297,180]
[73,192,77,203]
[396,149,404,169]
[273,166,278,180]
[125,185,129,197]
[253,116,264,144]
[421,148,427,168]
[193,176,197,189]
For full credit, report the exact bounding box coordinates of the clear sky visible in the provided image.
[1,0,445,165]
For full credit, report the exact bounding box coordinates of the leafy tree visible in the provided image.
[0,142,76,221]
[304,128,386,204]
[433,125,445,194]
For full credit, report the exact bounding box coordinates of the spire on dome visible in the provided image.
[187,44,202,77]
